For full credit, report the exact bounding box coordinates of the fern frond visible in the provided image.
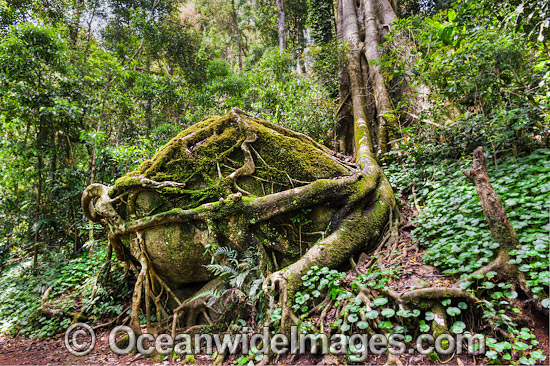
[189,288,221,302]
[205,264,239,277]
[211,246,239,266]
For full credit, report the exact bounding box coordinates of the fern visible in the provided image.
[205,264,239,277]
[211,246,239,266]
[189,288,222,303]
[241,251,256,270]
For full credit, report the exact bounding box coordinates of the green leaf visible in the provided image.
[504,290,518,299]
[419,322,430,332]
[365,310,379,319]
[446,307,461,316]
[453,321,466,329]
[426,18,443,31]
[440,26,455,46]
[447,9,456,23]
[451,324,464,334]
[494,341,511,352]
[357,321,369,330]
[518,264,531,272]
[373,297,389,306]
[381,308,395,318]
[513,341,530,351]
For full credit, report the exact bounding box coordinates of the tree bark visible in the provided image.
[34,119,45,270]
[341,0,375,167]
[455,146,523,288]
[362,0,398,156]
[335,0,430,158]
[336,0,400,159]
[275,0,287,51]
[462,147,519,252]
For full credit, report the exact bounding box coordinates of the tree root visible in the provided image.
[93,305,131,330]
[171,278,223,339]
[212,353,225,365]
[400,287,481,306]
[40,287,87,322]
[263,170,394,332]
[125,232,185,335]
[318,298,334,334]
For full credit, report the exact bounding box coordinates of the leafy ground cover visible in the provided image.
[386,149,550,299]
[0,247,130,338]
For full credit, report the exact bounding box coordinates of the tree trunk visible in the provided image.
[34,126,44,270]
[462,147,519,252]
[335,0,427,158]
[231,0,243,71]
[340,0,376,166]
[362,0,398,156]
[458,147,545,314]
[460,146,520,278]
[275,0,287,51]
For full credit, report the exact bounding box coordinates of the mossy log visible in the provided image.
[82,109,394,332]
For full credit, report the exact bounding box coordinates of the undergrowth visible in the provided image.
[0,245,130,337]
[385,149,550,304]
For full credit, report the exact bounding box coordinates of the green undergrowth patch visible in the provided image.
[0,245,129,337]
[384,148,550,305]
[288,264,546,364]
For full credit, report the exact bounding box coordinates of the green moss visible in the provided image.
[113,175,142,188]
[111,112,351,210]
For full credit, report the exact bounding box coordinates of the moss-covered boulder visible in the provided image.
[84,110,355,286]
[82,109,394,332]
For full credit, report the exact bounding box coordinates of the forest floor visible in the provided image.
[0,200,548,366]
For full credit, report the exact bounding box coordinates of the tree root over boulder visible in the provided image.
[82,109,395,334]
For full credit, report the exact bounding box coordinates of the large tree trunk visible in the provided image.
[275,0,287,51]
[336,0,400,158]
[362,0,398,155]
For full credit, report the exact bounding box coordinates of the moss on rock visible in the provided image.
[112,112,350,210]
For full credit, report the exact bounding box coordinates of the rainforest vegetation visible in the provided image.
[0,0,549,364]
